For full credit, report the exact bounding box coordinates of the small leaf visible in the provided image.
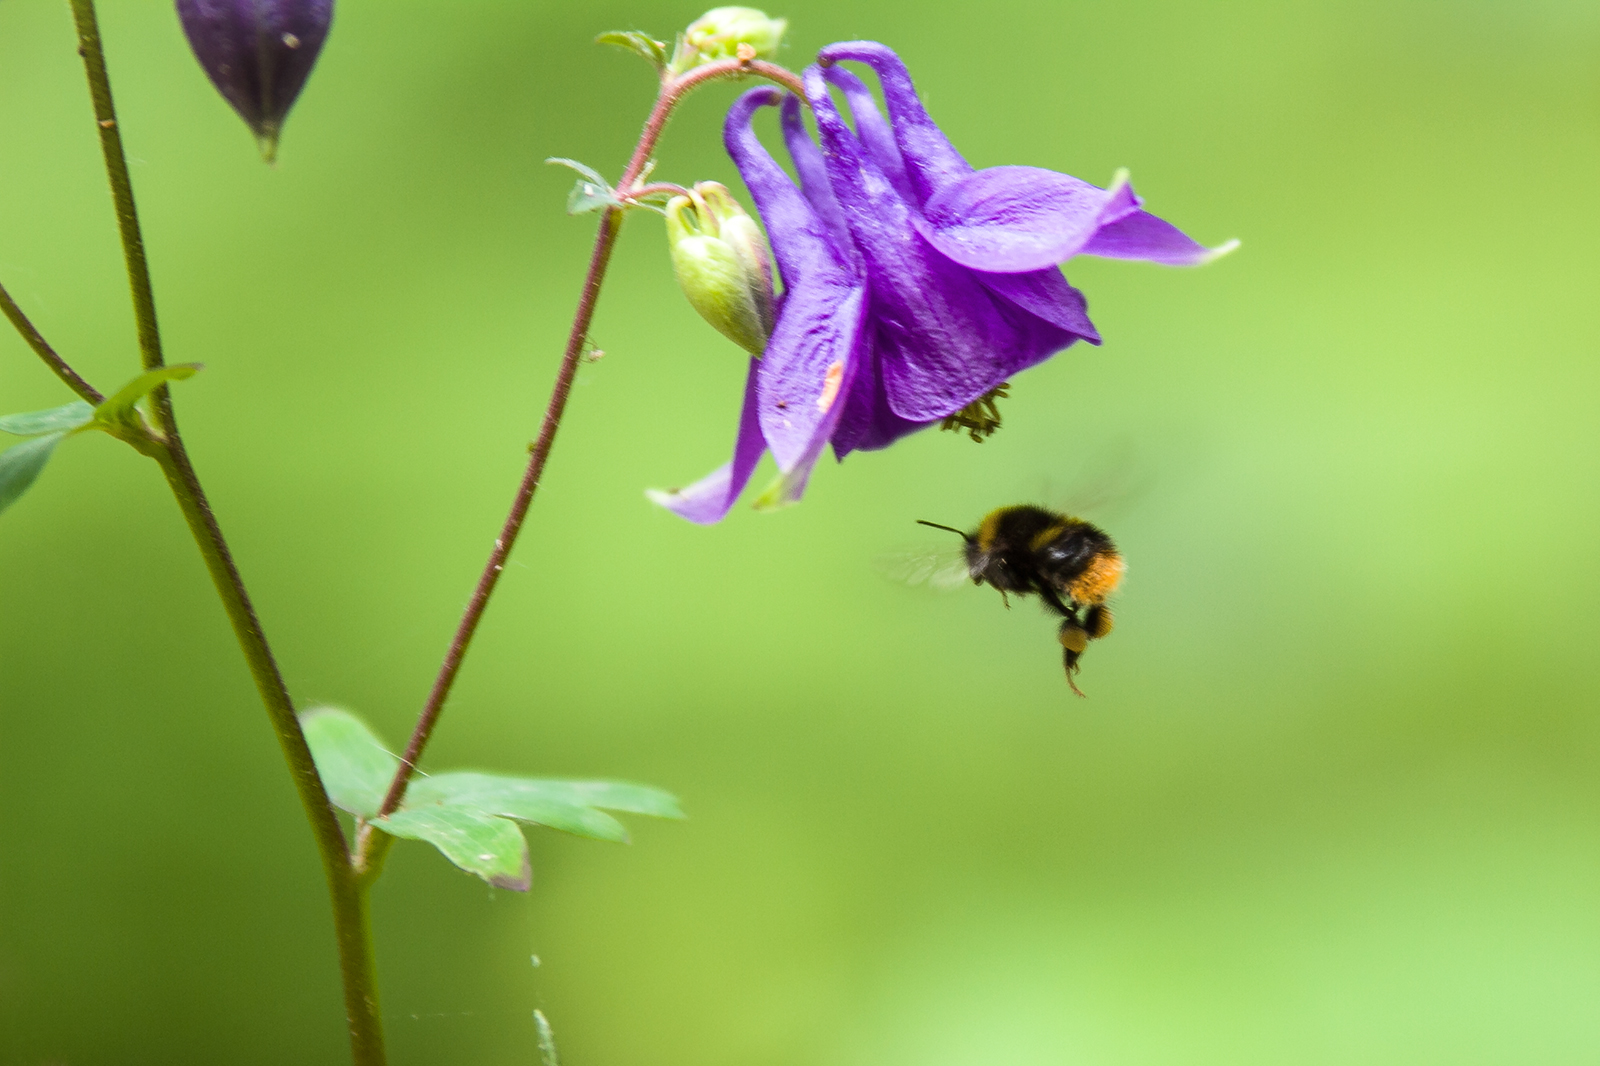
[0,432,66,516]
[374,806,531,890]
[567,181,622,215]
[95,363,202,426]
[0,401,94,437]
[300,707,399,818]
[546,159,623,216]
[406,772,630,842]
[595,30,668,70]
[545,157,610,188]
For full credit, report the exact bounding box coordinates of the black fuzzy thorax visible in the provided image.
[965,504,1115,605]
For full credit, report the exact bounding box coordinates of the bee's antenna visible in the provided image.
[916,519,974,543]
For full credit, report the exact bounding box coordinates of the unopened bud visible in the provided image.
[670,7,787,74]
[666,183,775,356]
[176,0,334,162]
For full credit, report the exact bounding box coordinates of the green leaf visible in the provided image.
[567,180,620,215]
[595,30,668,70]
[374,806,531,890]
[0,432,65,516]
[95,363,202,426]
[545,157,609,188]
[545,158,622,216]
[403,772,682,837]
[300,707,399,818]
[528,779,686,819]
[405,772,631,842]
[0,401,94,437]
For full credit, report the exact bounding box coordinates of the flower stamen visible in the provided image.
[940,383,1009,442]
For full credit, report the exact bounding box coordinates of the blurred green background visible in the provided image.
[2,0,1598,1063]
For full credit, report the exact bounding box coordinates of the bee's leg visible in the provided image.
[1037,583,1076,620]
[1058,619,1089,698]
[999,589,1011,610]
[1082,604,1114,640]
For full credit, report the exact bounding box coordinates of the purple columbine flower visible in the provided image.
[802,58,1104,456]
[652,43,1233,523]
[176,0,334,160]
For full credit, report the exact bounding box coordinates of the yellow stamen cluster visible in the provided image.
[940,382,1010,442]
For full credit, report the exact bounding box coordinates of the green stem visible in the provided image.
[67,4,385,1062]
[150,444,386,1062]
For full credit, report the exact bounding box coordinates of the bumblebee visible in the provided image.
[917,505,1124,696]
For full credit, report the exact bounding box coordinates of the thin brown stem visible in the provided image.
[367,206,624,829]
[360,55,805,849]
[67,4,386,1062]
[0,280,104,403]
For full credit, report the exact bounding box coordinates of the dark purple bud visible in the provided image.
[176,0,334,161]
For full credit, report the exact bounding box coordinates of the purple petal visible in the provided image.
[821,66,914,204]
[726,88,870,471]
[726,88,860,286]
[976,268,1100,343]
[754,312,868,508]
[176,0,333,149]
[779,95,852,261]
[986,288,1091,379]
[1083,209,1240,266]
[818,41,972,204]
[830,327,933,457]
[805,65,1057,423]
[757,285,869,471]
[647,360,766,525]
[916,166,1139,273]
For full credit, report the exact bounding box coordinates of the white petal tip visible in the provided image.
[1201,238,1241,264]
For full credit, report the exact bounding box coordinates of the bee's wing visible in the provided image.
[1039,442,1154,523]
[876,546,972,591]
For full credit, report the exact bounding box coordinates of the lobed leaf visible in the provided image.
[298,705,681,888]
[405,772,631,842]
[95,363,202,427]
[595,30,668,71]
[0,401,94,437]
[0,432,65,516]
[300,707,399,818]
[374,806,531,890]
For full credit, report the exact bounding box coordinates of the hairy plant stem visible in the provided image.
[66,4,386,1063]
[358,56,805,860]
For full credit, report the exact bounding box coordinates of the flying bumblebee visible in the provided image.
[911,505,1125,697]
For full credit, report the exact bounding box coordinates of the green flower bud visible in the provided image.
[670,7,787,74]
[665,182,776,356]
